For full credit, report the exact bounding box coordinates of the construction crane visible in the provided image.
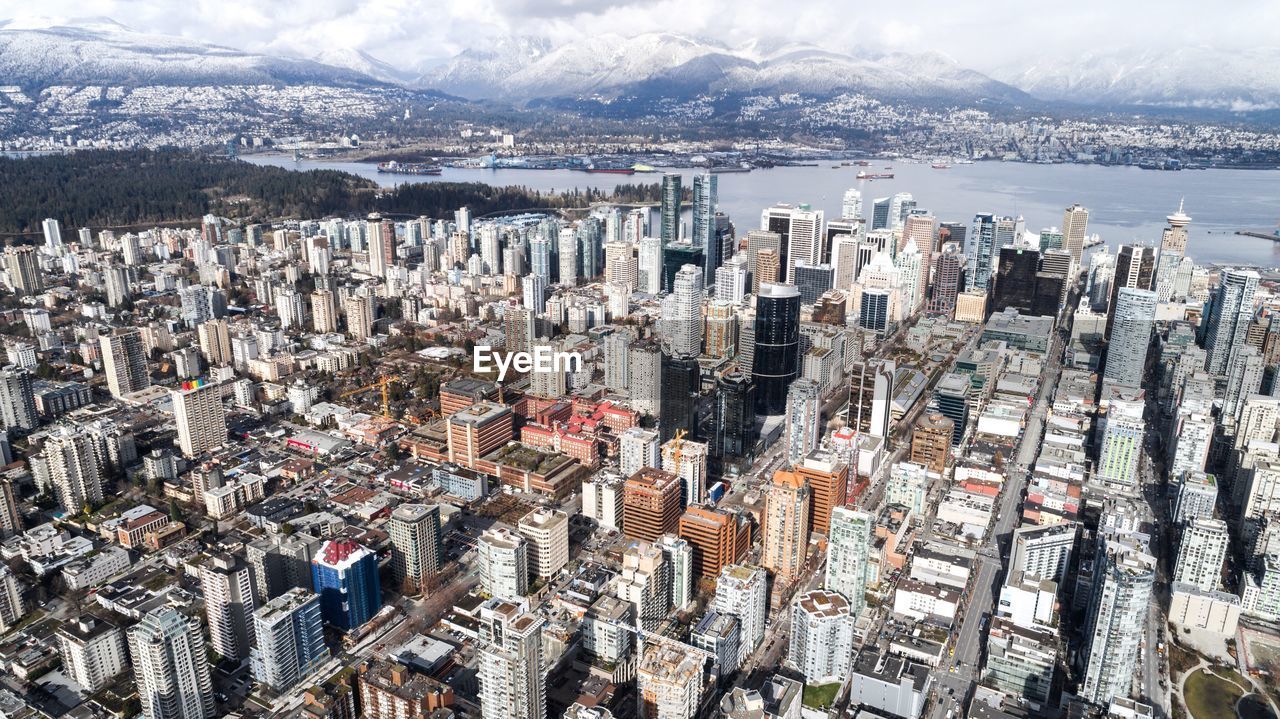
[601,618,715,663]
[668,428,688,480]
[339,376,394,417]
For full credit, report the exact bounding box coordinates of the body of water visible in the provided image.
[242,155,1280,267]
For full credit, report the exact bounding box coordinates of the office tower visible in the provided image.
[989,245,1040,315]
[1062,203,1089,264]
[752,283,801,415]
[826,507,873,613]
[793,263,834,306]
[518,508,569,578]
[655,534,694,611]
[1080,536,1155,705]
[311,538,382,630]
[660,353,700,443]
[783,379,821,467]
[605,241,639,290]
[678,505,743,579]
[772,205,823,283]
[795,450,848,536]
[662,242,703,294]
[1173,518,1229,592]
[714,565,768,662]
[100,329,150,398]
[446,402,514,467]
[692,173,719,281]
[637,237,663,294]
[663,264,704,357]
[196,318,233,366]
[716,254,749,304]
[0,364,36,432]
[1103,288,1156,387]
[831,233,861,291]
[869,197,892,231]
[928,243,963,316]
[908,412,953,475]
[788,590,853,684]
[344,294,375,341]
[629,341,663,417]
[660,174,683,248]
[479,527,529,598]
[247,532,321,601]
[128,606,216,719]
[637,641,704,719]
[478,598,546,719]
[841,188,863,221]
[522,274,547,313]
[663,437,709,506]
[621,427,661,478]
[930,371,968,445]
[887,193,915,230]
[755,249,781,293]
[713,370,757,459]
[199,554,257,662]
[705,300,737,359]
[1105,245,1157,336]
[1204,268,1261,374]
[761,469,811,588]
[58,617,128,692]
[389,504,443,592]
[745,229,782,281]
[39,426,104,514]
[171,382,226,459]
[1038,227,1064,252]
[693,611,742,681]
[1174,472,1218,523]
[623,468,684,541]
[5,246,43,294]
[251,589,328,693]
[901,210,935,259]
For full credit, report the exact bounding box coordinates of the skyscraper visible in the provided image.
[663,264,704,357]
[311,538,382,631]
[1062,203,1089,265]
[199,554,257,662]
[38,426,104,514]
[1203,268,1260,375]
[1173,518,1229,592]
[100,329,151,398]
[714,564,768,662]
[1105,245,1156,336]
[692,174,720,281]
[928,242,964,316]
[784,379,821,467]
[250,588,328,694]
[1103,288,1157,387]
[761,469,811,588]
[389,504,443,593]
[477,598,546,719]
[969,213,997,291]
[989,245,1040,316]
[128,606,216,719]
[171,381,227,459]
[479,527,529,599]
[660,173,683,248]
[518,508,570,579]
[660,353,700,443]
[4,246,43,295]
[752,283,801,415]
[713,370,757,460]
[788,590,853,684]
[826,507,873,613]
[0,364,36,432]
[1081,536,1155,705]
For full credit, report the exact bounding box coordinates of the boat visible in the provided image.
[932,163,951,169]
[856,171,895,180]
[582,167,636,175]
[377,161,442,175]
[855,160,871,166]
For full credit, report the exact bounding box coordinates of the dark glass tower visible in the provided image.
[663,242,704,294]
[990,245,1040,316]
[713,370,757,459]
[660,173,682,247]
[752,283,801,415]
[660,353,701,443]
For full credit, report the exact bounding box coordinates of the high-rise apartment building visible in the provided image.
[0,364,36,432]
[637,641,705,719]
[826,507,873,613]
[783,379,821,467]
[624,468,684,543]
[1103,288,1156,387]
[251,588,328,693]
[788,590,853,684]
[128,606,216,719]
[714,564,768,663]
[1172,518,1229,591]
[389,504,443,592]
[1080,536,1155,705]
[311,539,382,631]
[38,426,104,514]
[199,554,257,662]
[518,508,569,579]
[58,617,128,693]
[479,527,529,599]
[172,381,227,458]
[100,329,151,398]
[909,412,953,475]
[761,469,811,588]
[477,598,546,719]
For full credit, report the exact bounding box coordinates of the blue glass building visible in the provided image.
[311,538,382,631]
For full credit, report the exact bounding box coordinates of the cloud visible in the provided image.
[3,0,1279,75]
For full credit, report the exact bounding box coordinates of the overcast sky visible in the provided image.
[4,0,1280,73]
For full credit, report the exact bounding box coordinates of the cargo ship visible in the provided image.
[932,163,951,169]
[582,166,636,175]
[856,171,895,180]
[377,161,442,175]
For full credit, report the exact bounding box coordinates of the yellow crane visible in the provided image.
[668,428,688,479]
[339,376,394,418]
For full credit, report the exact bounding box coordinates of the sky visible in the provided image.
[3,0,1280,74]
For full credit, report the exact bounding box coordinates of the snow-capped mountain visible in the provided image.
[308,46,416,86]
[0,17,383,89]
[994,46,1280,111]
[415,32,1029,103]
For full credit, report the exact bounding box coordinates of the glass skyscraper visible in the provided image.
[311,538,382,631]
[752,283,801,415]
